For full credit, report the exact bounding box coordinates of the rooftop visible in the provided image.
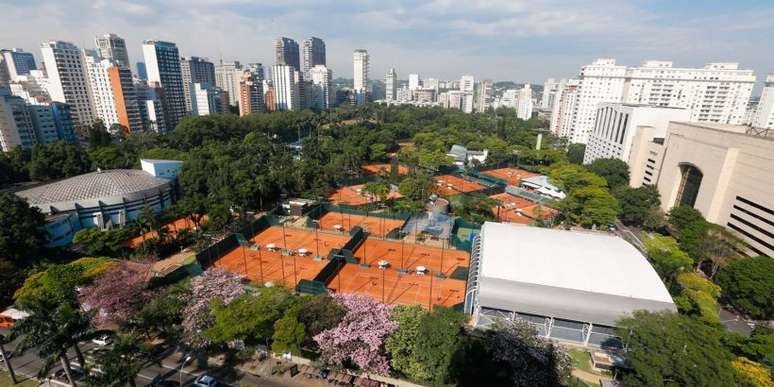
[479,222,672,304]
[16,169,171,209]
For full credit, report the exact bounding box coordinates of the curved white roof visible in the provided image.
[476,222,675,325]
[16,169,173,213]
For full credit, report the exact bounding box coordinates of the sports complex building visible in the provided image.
[14,159,182,246]
[464,222,676,347]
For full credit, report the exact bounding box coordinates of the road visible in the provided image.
[0,329,292,386]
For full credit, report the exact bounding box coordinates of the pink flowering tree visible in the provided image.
[313,293,398,376]
[181,267,245,348]
[79,260,152,326]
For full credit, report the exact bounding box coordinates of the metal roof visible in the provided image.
[16,169,173,213]
[476,222,675,325]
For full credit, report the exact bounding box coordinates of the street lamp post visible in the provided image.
[428,269,434,312]
[313,220,321,258]
[179,355,192,386]
[241,246,249,278]
[256,244,264,283]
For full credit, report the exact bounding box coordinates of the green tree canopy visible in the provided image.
[642,233,693,281]
[615,184,663,228]
[587,158,630,188]
[385,305,431,381]
[28,141,91,181]
[72,228,131,257]
[566,143,586,164]
[717,256,774,320]
[0,192,46,263]
[617,311,736,387]
[414,307,466,385]
[666,206,705,237]
[557,185,620,227]
[204,287,292,345]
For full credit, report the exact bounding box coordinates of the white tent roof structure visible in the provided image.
[472,222,675,326]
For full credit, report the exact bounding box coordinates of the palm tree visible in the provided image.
[11,298,94,386]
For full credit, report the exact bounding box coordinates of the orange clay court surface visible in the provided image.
[480,167,540,186]
[489,192,557,224]
[327,264,466,309]
[128,216,207,248]
[434,175,487,196]
[213,226,350,288]
[317,212,406,238]
[361,163,409,176]
[353,238,469,277]
[328,184,403,206]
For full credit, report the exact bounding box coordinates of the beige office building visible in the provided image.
[629,121,774,257]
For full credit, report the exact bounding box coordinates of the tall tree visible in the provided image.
[641,233,693,282]
[78,261,152,326]
[385,305,431,381]
[587,158,630,188]
[84,334,147,387]
[617,311,736,387]
[566,143,586,164]
[615,184,663,228]
[28,141,91,181]
[0,192,45,263]
[414,307,466,385]
[717,256,774,320]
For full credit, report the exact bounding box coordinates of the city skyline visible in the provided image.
[1,1,773,91]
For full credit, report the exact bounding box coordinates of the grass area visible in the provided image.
[0,371,38,387]
[568,349,596,374]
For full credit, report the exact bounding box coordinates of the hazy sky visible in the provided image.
[2,0,773,86]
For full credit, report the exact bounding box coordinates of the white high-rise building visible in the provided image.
[40,41,95,129]
[460,75,474,93]
[142,40,186,132]
[540,78,557,109]
[1,49,37,81]
[476,80,493,113]
[499,89,519,109]
[215,61,242,107]
[271,64,299,111]
[583,103,690,164]
[191,83,222,116]
[461,93,474,113]
[408,74,420,91]
[752,74,774,130]
[517,84,533,120]
[309,64,333,109]
[302,37,325,81]
[95,33,129,68]
[385,68,397,101]
[82,51,119,130]
[448,90,464,110]
[550,79,580,138]
[181,56,216,114]
[353,49,369,93]
[424,78,439,92]
[556,59,756,144]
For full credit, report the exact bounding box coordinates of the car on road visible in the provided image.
[92,334,112,346]
[51,366,85,382]
[194,374,218,387]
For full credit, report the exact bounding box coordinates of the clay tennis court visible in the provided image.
[433,175,487,196]
[361,163,409,176]
[327,184,404,206]
[489,192,558,224]
[327,264,466,309]
[128,215,207,248]
[316,212,406,238]
[352,238,469,277]
[480,167,540,186]
[213,226,349,288]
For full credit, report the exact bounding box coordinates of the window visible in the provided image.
[674,164,703,208]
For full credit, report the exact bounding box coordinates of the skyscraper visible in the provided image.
[459,75,474,93]
[385,68,397,101]
[238,71,264,116]
[275,37,300,72]
[181,56,216,113]
[475,80,493,113]
[408,74,420,91]
[517,84,533,120]
[215,61,242,107]
[554,59,756,144]
[353,49,369,105]
[95,33,130,68]
[40,41,94,128]
[309,65,333,109]
[0,88,36,150]
[191,83,223,116]
[142,40,186,132]
[271,64,299,111]
[246,63,264,81]
[83,50,121,131]
[302,37,325,80]
[752,74,774,130]
[136,62,147,81]
[1,48,37,80]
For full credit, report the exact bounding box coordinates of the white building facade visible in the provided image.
[309,65,333,109]
[40,41,94,128]
[352,49,369,102]
[517,84,533,120]
[385,68,397,101]
[271,64,299,111]
[752,74,774,130]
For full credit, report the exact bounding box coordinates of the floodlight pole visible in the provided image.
[428,270,434,312]
[382,267,386,303]
[313,220,320,257]
[292,253,298,286]
[242,246,249,278]
[440,239,445,277]
[400,231,406,271]
[257,245,264,283]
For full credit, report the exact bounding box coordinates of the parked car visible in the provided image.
[194,374,218,387]
[92,334,112,346]
[147,375,180,387]
[51,366,84,382]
